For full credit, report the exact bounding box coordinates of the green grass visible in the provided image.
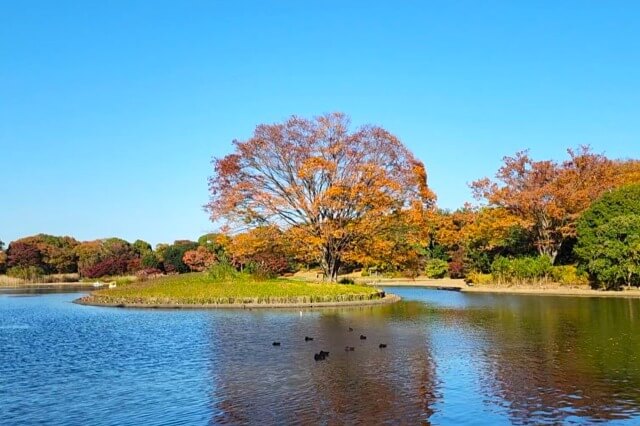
[84,272,383,305]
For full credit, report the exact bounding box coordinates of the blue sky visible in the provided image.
[2,1,639,246]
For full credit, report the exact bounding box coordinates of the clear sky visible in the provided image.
[2,1,639,246]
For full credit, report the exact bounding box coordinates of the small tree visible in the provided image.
[183,246,216,272]
[163,241,198,273]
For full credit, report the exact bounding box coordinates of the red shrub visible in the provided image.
[448,248,467,279]
[82,257,129,278]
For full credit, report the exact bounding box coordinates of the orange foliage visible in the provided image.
[433,207,525,255]
[345,210,426,276]
[471,146,618,261]
[207,113,436,280]
[614,160,640,186]
[227,226,292,275]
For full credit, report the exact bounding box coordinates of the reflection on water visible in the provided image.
[207,303,439,424]
[0,286,96,295]
[1,288,639,424]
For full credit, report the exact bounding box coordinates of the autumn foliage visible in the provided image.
[207,113,435,280]
[182,246,216,272]
[471,147,633,262]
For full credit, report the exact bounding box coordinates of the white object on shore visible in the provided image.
[108,282,116,289]
[92,282,102,288]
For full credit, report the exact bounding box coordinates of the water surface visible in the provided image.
[1,287,639,425]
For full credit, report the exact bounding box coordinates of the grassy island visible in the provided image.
[77,272,388,308]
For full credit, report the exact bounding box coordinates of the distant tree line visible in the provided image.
[3,118,640,290]
[0,230,298,282]
[0,234,213,280]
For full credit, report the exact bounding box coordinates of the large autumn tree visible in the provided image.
[207,113,435,281]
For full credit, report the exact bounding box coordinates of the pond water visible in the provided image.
[1,287,640,425]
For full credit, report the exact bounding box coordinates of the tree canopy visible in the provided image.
[207,113,435,280]
[471,147,620,262]
[575,184,640,289]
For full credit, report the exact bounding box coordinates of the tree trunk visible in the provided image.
[536,244,558,264]
[321,246,341,282]
[535,214,559,264]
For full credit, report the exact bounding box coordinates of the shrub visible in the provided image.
[490,256,553,284]
[243,253,289,279]
[37,273,79,283]
[245,262,269,280]
[550,265,589,286]
[127,258,141,273]
[208,259,240,281]
[424,259,448,279]
[140,252,161,270]
[135,268,163,282]
[0,250,6,274]
[448,257,466,279]
[402,268,421,279]
[163,242,198,274]
[182,246,216,272]
[338,277,355,285]
[82,257,129,278]
[466,272,493,285]
[360,269,370,277]
[7,266,45,281]
[113,276,135,286]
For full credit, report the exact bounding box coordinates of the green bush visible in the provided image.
[576,185,640,289]
[244,262,275,280]
[338,277,355,285]
[140,252,161,270]
[163,241,198,274]
[208,259,240,281]
[424,259,449,279]
[490,256,553,284]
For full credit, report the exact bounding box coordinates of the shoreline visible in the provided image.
[0,282,108,290]
[74,293,401,310]
[373,280,640,299]
[462,286,640,298]
[7,277,640,300]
